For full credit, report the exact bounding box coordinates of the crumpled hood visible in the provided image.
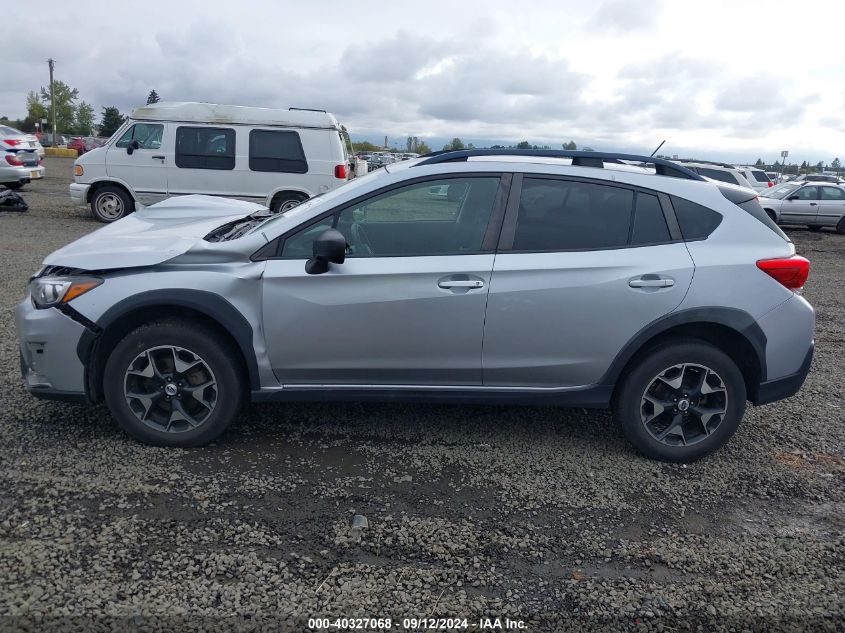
[44,195,266,270]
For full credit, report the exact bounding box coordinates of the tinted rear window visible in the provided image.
[631,192,671,244]
[175,126,235,170]
[670,196,723,240]
[751,170,770,183]
[249,129,307,173]
[696,167,740,186]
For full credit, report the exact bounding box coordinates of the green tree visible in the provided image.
[516,140,532,149]
[74,101,95,135]
[754,158,765,167]
[26,91,47,121]
[99,106,126,137]
[39,80,79,134]
[563,140,577,150]
[815,161,825,172]
[146,90,161,105]
[443,137,465,151]
[831,157,840,172]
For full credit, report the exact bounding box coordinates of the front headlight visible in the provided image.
[31,276,102,309]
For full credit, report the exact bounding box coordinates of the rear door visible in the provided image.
[261,175,507,386]
[106,122,168,205]
[779,185,819,224]
[169,125,238,197]
[817,185,845,227]
[482,175,695,388]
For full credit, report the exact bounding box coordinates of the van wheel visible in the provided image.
[271,193,307,214]
[614,341,746,462]
[103,319,245,447]
[91,185,134,222]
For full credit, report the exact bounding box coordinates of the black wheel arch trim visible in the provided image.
[76,289,260,396]
[599,306,767,391]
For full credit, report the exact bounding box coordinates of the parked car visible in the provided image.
[673,160,755,190]
[40,133,68,148]
[17,149,814,462]
[758,181,845,233]
[1,125,45,157]
[67,137,86,155]
[736,166,774,193]
[70,102,354,222]
[791,174,844,184]
[1,150,44,189]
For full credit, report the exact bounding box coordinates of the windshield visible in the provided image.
[762,182,800,199]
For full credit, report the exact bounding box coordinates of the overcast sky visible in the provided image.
[5,0,845,163]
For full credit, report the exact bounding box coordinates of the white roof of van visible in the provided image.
[129,102,341,130]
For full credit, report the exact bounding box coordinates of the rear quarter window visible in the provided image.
[249,129,308,173]
[670,196,723,241]
[751,170,771,183]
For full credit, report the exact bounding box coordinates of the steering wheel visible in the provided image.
[351,222,374,255]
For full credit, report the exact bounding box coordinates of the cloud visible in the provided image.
[587,0,663,34]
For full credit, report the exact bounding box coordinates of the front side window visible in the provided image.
[280,177,500,258]
[175,126,235,170]
[249,129,307,173]
[512,179,634,250]
[794,186,820,201]
[820,186,845,200]
[115,123,163,149]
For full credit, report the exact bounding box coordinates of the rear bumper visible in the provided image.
[69,182,90,206]
[753,342,813,405]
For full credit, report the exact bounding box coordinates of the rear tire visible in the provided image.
[4,182,24,190]
[103,319,245,447]
[91,184,134,223]
[271,192,307,214]
[837,217,845,235]
[808,225,822,232]
[614,340,746,462]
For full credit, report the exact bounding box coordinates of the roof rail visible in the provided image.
[415,149,704,180]
[289,107,327,113]
[675,158,737,169]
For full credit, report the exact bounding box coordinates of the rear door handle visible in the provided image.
[152,155,165,160]
[629,276,675,288]
[809,202,818,206]
[438,279,484,289]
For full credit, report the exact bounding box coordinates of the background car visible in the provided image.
[758,181,845,233]
[1,150,44,189]
[736,166,774,193]
[1,125,45,157]
[39,133,68,148]
[673,160,755,190]
[67,137,86,154]
[792,174,844,184]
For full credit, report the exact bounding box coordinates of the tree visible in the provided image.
[816,161,825,172]
[74,101,95,135]
[414,141,432,154]
[831,157,841,172]
[26,91,47,122]
[516,141,532,149]
[754,158,765,167]
[563,140,577,150]
[443,137,465,151]
[99,106,126,137]
[146,90,161,105]
[39,80,79,134]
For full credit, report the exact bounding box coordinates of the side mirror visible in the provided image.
[787,195,799,201]
[305,228,347,275]
[126,139,140,155]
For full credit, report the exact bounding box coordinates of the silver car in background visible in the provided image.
[1,150,44,189]
[15,150,815,462]
[759,181,845,233]
[1,125,45,157]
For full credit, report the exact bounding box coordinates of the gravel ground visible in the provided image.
[1,157,843,632]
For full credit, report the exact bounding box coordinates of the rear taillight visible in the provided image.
[767,181,774,187]
[334,164,348,179]
[38,159,44,165]
[3,139,22,147]
[4,154,23,166]
[757,255,810,290]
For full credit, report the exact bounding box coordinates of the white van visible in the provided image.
[70,102,355,222]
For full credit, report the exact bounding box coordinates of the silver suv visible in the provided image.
[15,150,815,461]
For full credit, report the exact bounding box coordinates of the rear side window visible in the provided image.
[631,193,671,244]
[751,170,770,183]
[820,186,845,200]
[249,130,307,173]
[670,196,723,241]
[695,167,740,186]
[513,179,633,250]
[175,126,235,170]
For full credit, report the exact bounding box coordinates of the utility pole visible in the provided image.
[48,58,57,141]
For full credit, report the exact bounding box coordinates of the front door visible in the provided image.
[779,185,819,224]
[106,122,168,205]
[483,176,695,388]
[261,175,505,386]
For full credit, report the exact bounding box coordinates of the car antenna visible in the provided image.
[650,140,666,157]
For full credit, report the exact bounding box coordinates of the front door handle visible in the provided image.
[438,279,484,289]
[152,155,165,161]
[629,276,675,288]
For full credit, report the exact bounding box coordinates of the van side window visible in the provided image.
[175,126,235,170]
[115,124,163,150]
[249,130,308,173]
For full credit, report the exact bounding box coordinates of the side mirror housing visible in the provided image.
[126,139,140,155]
[786,195,799,201]
[306,228,347,274]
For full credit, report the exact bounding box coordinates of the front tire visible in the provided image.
[271,193,307,214]
[614,341,747,462]
[91,184,134,223]
[103,319,245,447]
